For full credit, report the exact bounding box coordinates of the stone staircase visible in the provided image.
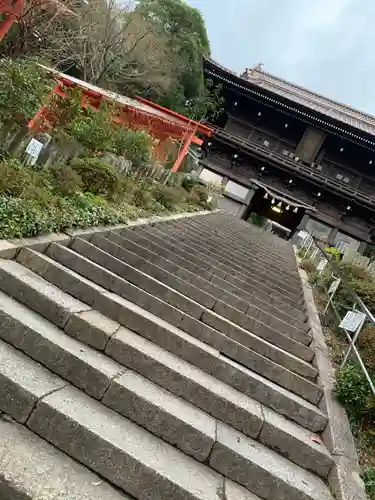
[0,211,337,500]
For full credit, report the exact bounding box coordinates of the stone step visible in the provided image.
[139,223,302,287]
[178,217,297,267]
[0,416,131,500]
[107,327,327,433]
[208,272,307,323]
[0,335,332,499]
[0,258,326,432]
[32,244,313,373]
[144,225,301,291]
[121,228,303,300]
[8,251,322,409]
[0,290,123,400]
[91,233,307,325]
[190,219,298,266]
[28,386,333,500]
[66,239,314,372]
[136,222,301,285]
[107,231,304,312]
[0,298,332,477]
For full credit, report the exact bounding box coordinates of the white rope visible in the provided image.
[252,180,316,210]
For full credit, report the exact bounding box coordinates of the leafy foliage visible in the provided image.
[335,363,375,420]
[136,0,221,119]
[362,467,375,499]
[48,163,83,196]
[71,157,120,199]
[0,158,210,239]
[0,58,51,125]
[358,325,375,373]
[112,129,153,168]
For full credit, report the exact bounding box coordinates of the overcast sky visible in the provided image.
[187,0,375,115]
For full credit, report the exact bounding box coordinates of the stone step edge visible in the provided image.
[60,239,315,372]
[142,224,302,285]
[0,209,216,260]
[0,341,334,500]
[121,226,304,299]
[0,367,254,500]
[13,249,322,407]
[179,217,299,266]
[0,413,133,500]
[0,332,333,479]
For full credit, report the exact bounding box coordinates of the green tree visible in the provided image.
[0,58,51,126]
[136,0,219,119]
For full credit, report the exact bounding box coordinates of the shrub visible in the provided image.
[71,157,120,199]
[48,164,83,196]
[358,325,375,373]
[133,186,154,210]
[0,58,51,125]
[249,213,267,228]
[300,259,316,275]
[118,176,136,201]
[362,467,375,499]
[182,174,198,192]
[0,158,29,196]
[189,184,208,205]
[67,104,115,153]
[112,129,152,169]
[152,184,186,210]
[335,362,375,420]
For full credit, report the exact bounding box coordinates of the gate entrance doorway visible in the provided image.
[243,182,315,239]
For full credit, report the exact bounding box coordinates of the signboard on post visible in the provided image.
[339,311,366,333]
[25,138,44,166]
[316,259,327,272]
[328,278,341,295]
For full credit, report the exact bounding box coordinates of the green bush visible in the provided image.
[300,259,316,275]
[48,164,83,196]
[189,184,208,204]
[182,174,198,192]
[66,104,115,153]
[358,325,375,373]
[71,157,120,199]
[0,58,51,125]
[112,129,152,169]
[152,184,186,210]
[362,467,375,499]
[335,362,375,420]
[0,159,29,196]
[133,186,154,210]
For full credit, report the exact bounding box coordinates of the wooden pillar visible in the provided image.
[171,129,195,173]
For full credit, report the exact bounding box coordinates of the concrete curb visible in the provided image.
[298,267,367,500]
[0,209,215,259]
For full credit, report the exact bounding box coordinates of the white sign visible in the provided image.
[25,138,43,159]
[328,278,341,295]
[316,259,327,272]
[339,311,366,332]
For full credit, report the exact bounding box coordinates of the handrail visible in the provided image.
[299,233,375,395]
[209,126,375,209]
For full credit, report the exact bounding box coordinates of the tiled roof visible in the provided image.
[206,58,375,138]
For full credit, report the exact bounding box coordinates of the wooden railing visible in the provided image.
[209,126,375,209]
